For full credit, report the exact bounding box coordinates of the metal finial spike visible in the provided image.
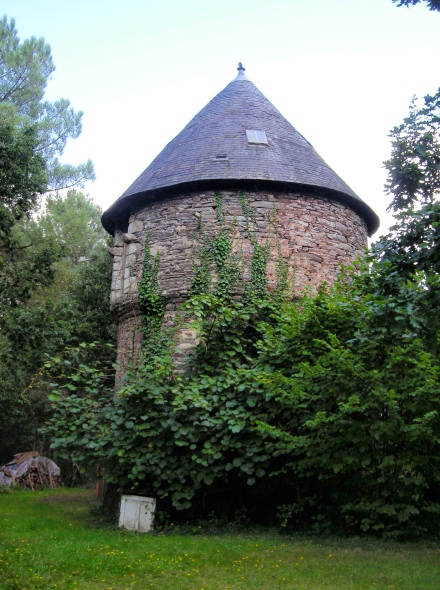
[232,62,249,82]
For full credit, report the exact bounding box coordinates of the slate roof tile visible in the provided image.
[102,66,379,236]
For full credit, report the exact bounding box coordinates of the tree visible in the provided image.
[371,88,440,349]
[0,122,47,243]
[0,192,115,463]
[0,17,96,260]
[0,16,95,192]
[384,88,440,212]
[23,190,107,264]
[0,19,104,463]
[392,0,440,11]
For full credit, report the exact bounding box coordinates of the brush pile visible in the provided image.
[0,452,61,489]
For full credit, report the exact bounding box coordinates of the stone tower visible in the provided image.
[102,64,379,375]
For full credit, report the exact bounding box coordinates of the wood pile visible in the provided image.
[0,452,62,489]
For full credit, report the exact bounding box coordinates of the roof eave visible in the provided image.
[101,179,380,237]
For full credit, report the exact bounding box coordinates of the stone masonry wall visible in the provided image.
[109,189,368,377]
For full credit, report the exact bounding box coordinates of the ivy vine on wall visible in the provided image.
[138,234,168,361]
[139,192,293,358]
[138,192,292,363]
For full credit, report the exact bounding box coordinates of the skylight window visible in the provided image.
[246,130,268,145]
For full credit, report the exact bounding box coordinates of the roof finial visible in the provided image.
[233,61,249,82]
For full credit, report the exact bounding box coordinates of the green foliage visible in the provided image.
[384,88,440,212]
[42,271,440,536]
[0,191,115,463]
[190,193,289,302]
[247,240,270,297]
[35,190,107,263]
[0,122,47,242]
[139,236,164,320]
[392,0,440,11]
[215,191,225,223]
[253,285,440,536]
[0,241,59,309]
[190,236,213,296]
[39,171,440,536]
[373,88,440,359]
[0,16,53,115]
[366,203,440,352]
[0,17,100,461]
[0,16,94,190]
[138,235,168,361]
[270,210,291,296]
[239,193,281,299]
[62,246,115,345]
[39,189,440,537]
[190,225,241,300]
[190,194,241,299]
[40,180,440,536]
[212,231,241,299]
[0,247,115,461]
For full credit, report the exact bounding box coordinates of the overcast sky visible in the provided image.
[2,0,440,237]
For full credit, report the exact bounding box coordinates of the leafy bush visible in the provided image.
[42,268,440,537]
[40,174,440,537]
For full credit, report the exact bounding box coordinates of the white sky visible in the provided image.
[2,0,440,237]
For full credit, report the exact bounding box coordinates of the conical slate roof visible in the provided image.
[102,65,379,236]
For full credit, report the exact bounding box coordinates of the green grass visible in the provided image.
[0,488,439,590]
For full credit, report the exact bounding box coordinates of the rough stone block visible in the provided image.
[128,219,144,233]
[123,233,138,244]
[126,242,140,255]
[114,231,124,247]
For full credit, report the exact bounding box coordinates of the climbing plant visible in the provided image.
[189,193,240,299]
[138,234,168,362]
[189,192,291,303]
[136,193,292,372]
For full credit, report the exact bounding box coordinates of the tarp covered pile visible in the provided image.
[0,451,61,489]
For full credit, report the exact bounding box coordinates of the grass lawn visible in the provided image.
[0,488,439,590]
